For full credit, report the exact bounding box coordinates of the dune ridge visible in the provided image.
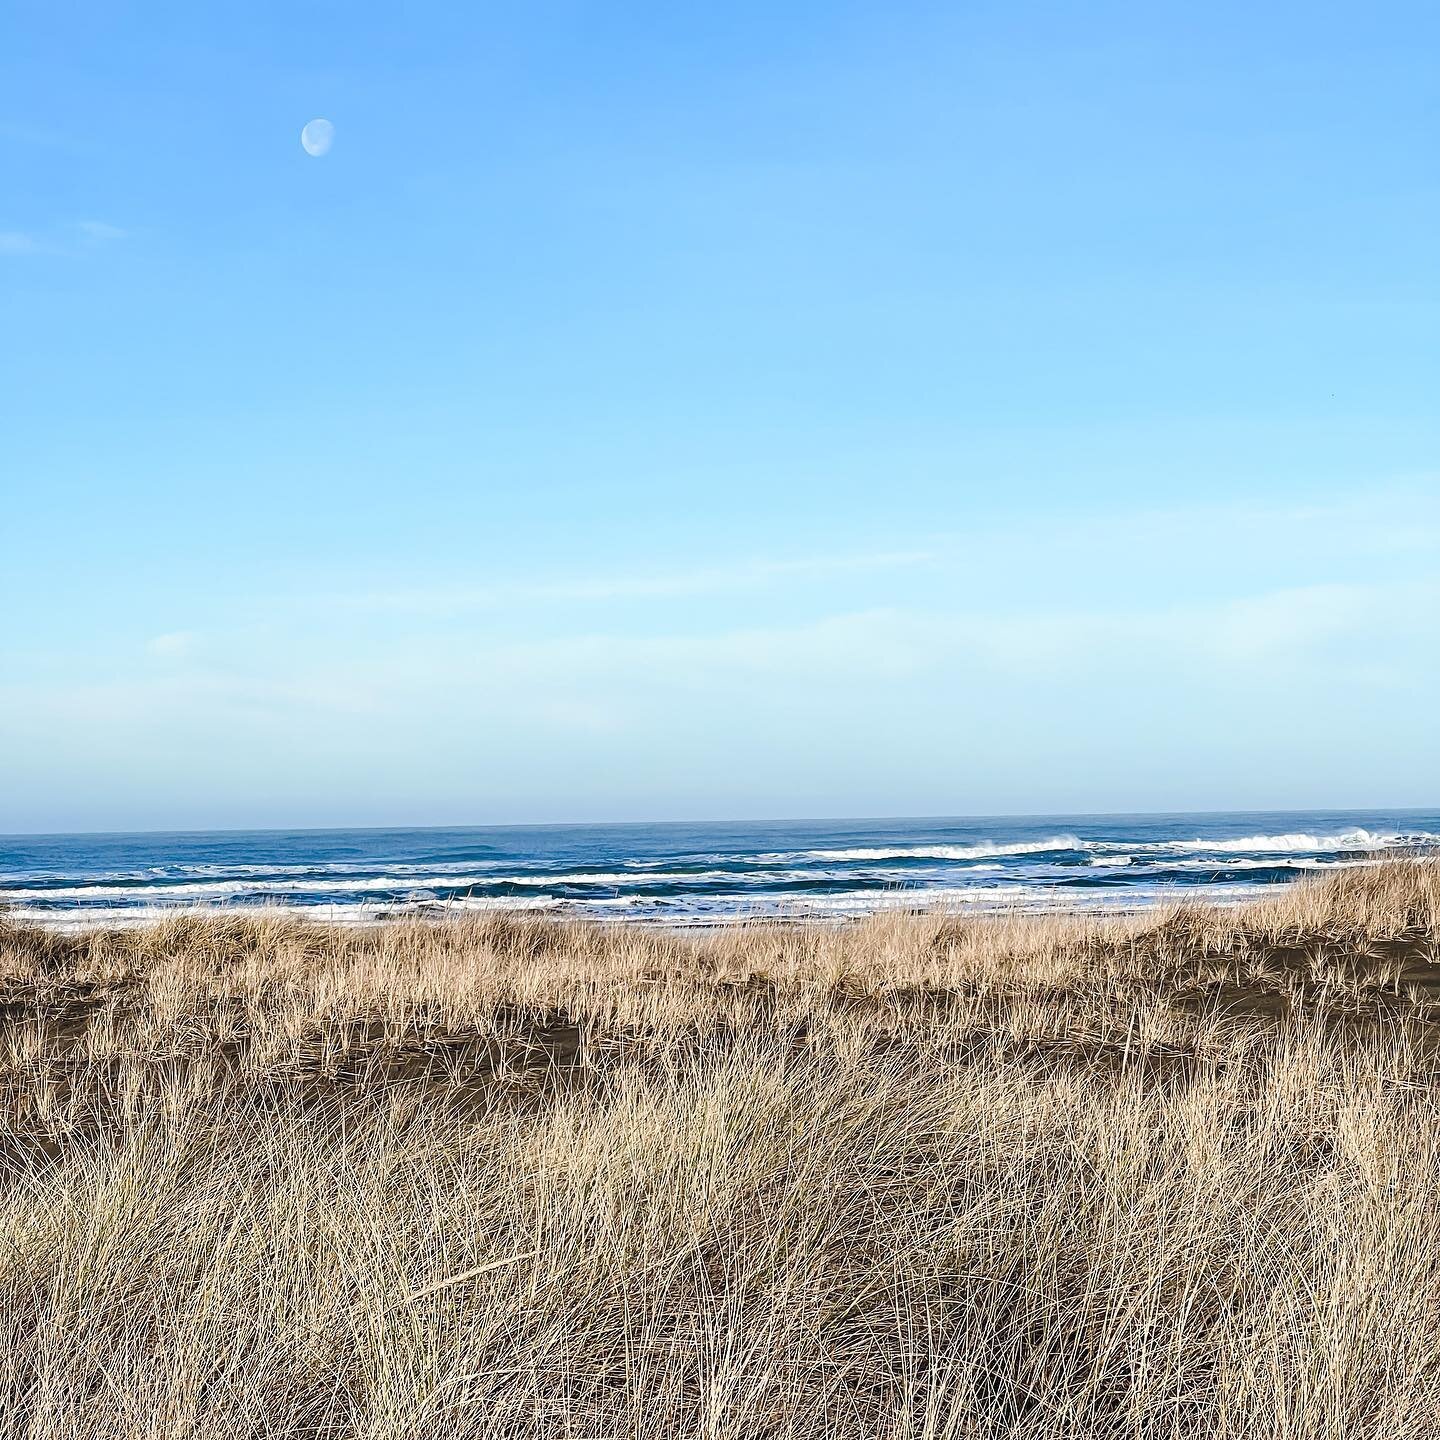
[1,861,1439,1436]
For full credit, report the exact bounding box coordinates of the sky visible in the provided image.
[2,0,1437,833]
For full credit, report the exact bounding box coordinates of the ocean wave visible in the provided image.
[415,896,562,912]
[0,874,518,902]
[0,867,835,904]
[782,884,1038,911]
[5,817,1434,929]
[504,870,751,887]
[2,895,571,927]
[1160,855,1393,871]
[0,859,519,890]
[2,881,260,902]
[0,873,1375,929]
[1072,829,1436,858]
[1168,829,1427,854]
[793,836,1082,863]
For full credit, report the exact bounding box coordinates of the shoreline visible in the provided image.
[5,816,1433,935]
[2,884,1278,934]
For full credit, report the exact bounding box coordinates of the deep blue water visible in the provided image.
[1,810,1436,927]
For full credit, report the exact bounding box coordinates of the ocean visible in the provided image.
[1,809,1436,928]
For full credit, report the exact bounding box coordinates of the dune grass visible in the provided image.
[2,861,1439,1437]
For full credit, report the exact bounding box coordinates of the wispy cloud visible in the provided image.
[76,220,127,243]
[438,578,1439,687]
[323,548,938,616]
[147,631,200,660]
[0,220,129,256]
[5,577,1434,823]
[288,487,1440,625]
[71,576,1433,728]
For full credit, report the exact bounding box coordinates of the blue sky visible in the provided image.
[2,1,1437,832]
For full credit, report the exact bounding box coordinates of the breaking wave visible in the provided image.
[798,837,1081,862]
[4,815,1435,928]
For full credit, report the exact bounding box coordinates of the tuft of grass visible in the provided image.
[1,862,1439,1437]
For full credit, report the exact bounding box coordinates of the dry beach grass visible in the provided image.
[2,861,1440,1437]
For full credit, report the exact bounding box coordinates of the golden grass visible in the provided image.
[2,861,1439,1437]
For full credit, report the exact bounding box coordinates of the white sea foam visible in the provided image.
[1163,854,1409,873]
[1073,829,1435,858]
[783,885,1037,912]
[0,868,809,904]
[0,874,1350,931]
[2,881,258,902]
[794,836,1081,863]
[429,896,563,912]
[504,870,744,887]
[1168,829,1424,854]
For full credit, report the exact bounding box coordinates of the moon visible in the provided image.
[300,119,334,157]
